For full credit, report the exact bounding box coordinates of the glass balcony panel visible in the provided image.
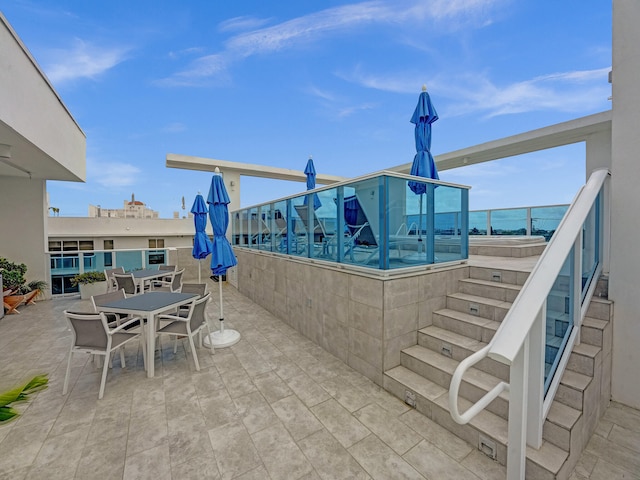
[580,199,600,300]
[434,184,466,263]
[531,205,569,241]
[491,208,528,236]
[544,251,574,394]
[469,211,488,235]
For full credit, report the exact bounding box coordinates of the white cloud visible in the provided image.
[88,161,141,188]
[218,16,272,33]
[156,54,230,87]
[339,66,611,117]
[160,0,500,86]
[446,67,611,118]
[44,39,130,85]
[337,103,376,118]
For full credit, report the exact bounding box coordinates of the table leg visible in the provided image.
[147,312,155,378]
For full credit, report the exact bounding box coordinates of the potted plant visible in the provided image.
[1,257,47,314]
[70,271,108,299]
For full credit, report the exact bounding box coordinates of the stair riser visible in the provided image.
[432,312,496,344]
[400,352,509,420]
[417,331,510,381]
[446,296,509,322]
[468,266,528,286]
[383,373,507,466]
[458,281,520,303]
[386,370,572,479]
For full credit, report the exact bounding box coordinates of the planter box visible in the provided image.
[79,281,108,300]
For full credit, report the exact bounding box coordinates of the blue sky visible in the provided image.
[2,1,611,217]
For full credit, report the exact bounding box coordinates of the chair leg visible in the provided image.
[173,337,178,354]
[63,350,73,395]
[187,334,200,371]
[205,324,215,355]
[120,347,126,368]
[99,353,109,399]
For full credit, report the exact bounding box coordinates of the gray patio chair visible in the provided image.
[156,264,177,283]
[152,268,184,292]
[156,292,213,371]
[113,273,140,295]
[62,310,141,399]
[177,283,207,316]
[104,267,124,292]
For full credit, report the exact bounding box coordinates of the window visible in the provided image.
[79,240,94,251]
[149,238,165,248]
[48,240,62,252]
[104,239,114,250]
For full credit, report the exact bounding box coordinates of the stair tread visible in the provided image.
[419,325,487,352]
[582,316,609,330]
[448,291,512,308]
[560,369,592,391]
[572,342,601,358]
[460,277,522,291]
[547,400,582,429]
[403,345,507,397]
[434,394,568,473]
[387,367,569,474]
[385,365,447,401]
[434,308,501,329]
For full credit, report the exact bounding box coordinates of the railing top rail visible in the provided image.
[488,168,609,365]
[233,170,471,213]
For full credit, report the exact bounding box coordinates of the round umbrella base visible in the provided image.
[203,329,241,348]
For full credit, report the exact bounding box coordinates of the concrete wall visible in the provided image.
[0,177,48,289]
[609,0,640,409]
[234,248,466,385]
[0,15,85,178]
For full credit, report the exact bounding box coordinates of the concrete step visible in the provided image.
[445,292,511,323]
[458,277,522,303]
[432,308,500,344]
[469,242,547,258]
[468,265,531,286]
[384,366,569,478]
[418,325,510,381]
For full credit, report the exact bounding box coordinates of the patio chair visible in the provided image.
[104,267,125,292]
[62,310,141,399]
[156,292,213,370]
[156,264,177,282]
[113,273,141,295]
[90,289,146,366]
[177,283,207,316]
[152,268,184,292]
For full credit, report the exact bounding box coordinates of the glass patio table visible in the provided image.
[97,291,198,378]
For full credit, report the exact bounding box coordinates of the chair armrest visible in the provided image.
[157,313,188,322]
[109,316,142,333]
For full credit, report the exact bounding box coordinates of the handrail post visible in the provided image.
[507,335,529,480]
[527,303,545,448]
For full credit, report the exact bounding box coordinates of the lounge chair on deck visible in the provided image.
[293,204,334,255]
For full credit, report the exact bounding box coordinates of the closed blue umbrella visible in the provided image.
[303,156,322,210]
[205,168,240,348]
[408,85,439,247]
[191,194,213,282]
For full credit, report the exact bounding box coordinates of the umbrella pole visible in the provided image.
[219,278,224,334]
[418,194,423,253]
[203,273,241,349]
[198,259,201,283]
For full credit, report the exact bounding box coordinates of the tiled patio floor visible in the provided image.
[0,284,638,479]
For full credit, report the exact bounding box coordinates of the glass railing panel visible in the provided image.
[544,250,574,394]
[580,196,600,301]
[531,205,569,241]
[313,188,339,261]
[469,211,488,235]
[491,208,528,236]
[434,184,467,264]
[230,171,470,271]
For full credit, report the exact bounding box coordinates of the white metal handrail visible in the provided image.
[448,167,610,479]
[489,167,608,365]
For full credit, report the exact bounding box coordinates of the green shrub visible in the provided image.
[0,374,48,423]
[70,271,107,286]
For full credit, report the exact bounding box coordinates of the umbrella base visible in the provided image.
[203,329,241,348]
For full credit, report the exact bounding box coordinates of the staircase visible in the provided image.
[383,248,613,480]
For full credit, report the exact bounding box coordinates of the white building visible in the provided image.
[88,193,159,219]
